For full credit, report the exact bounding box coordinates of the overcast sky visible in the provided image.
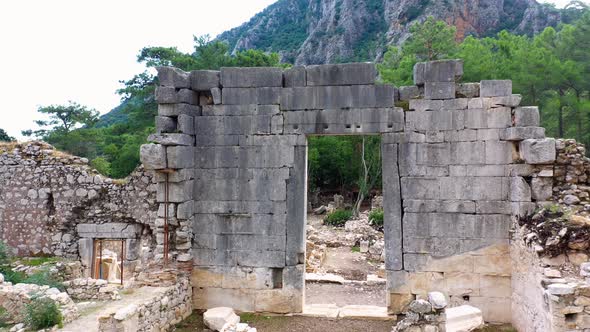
[0,0,580,139]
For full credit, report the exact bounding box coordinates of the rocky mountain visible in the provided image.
[217,0,565,65]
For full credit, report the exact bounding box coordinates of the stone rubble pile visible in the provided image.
[203,307,257,332]
[0,275,78,326]
[97,277,192,332]
[554,139,590,206]
[63,278,121,301]
[392,292,447,332]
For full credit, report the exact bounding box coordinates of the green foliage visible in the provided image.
[22,101,99,138]
[308,136,381,193]
[22,270,65,291]
[24,297,63,330]
[378,16,457,85]
[0,241,12,267]
[20,257,61,267]
[0,129,14,142]
[379,12,590,149]
[351,246,361,253]
[369,208,384,226]
[324,209,353,227]
[0,306,9,327]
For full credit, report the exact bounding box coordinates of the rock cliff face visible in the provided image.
[217,0,563,65]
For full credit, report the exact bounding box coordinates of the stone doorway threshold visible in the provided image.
[300,304,395,320]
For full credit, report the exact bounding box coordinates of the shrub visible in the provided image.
[24,297,63,330]
[369,208,384,227]
[324,209,353,227]
[0,241,12,267]
[23,270,64,291]
[1,269,26,284]
[0,306,9,327]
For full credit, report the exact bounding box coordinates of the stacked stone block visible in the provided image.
[143,60,558,321]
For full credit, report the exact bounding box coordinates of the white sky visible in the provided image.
[0,0,580,139]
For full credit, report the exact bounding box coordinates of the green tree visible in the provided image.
[378,17,457,86]
[0,129,14,142]
[23,102,99,138]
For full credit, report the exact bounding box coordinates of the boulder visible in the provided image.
[203,307,240,331]
[428,292,447,310]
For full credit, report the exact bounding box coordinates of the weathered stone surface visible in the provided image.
[414,60,463,85]
[510,177,532,202]
[167,146,195,169]
[148,133,194,146]
[520,138,556,164]
[190,70,220,91]
[399,86,421,101]
[157,66,190,88]
[306,63,376,86]
[221,67,283,88]
[480,80,512,97]
[424,82,456,100]
[514,106,540,127]
[140,144,167,169]
[158,103,201,117]
[456,83,480,98]
[156,116,176,133]
[284,66,306,87]
[177,114,195,135]
[222,87,281,105]
[531,177,552,201]
[500,127,545,141]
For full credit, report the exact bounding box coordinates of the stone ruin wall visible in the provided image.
[0,59,586,329]
[0,141,158,278]
[140,59,560,324]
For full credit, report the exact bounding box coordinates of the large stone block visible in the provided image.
[406,110,464,131]
[156,116,176,133]
[456,83,480,98]
[531,177,553,201]
[157,180,193,203]
[485,141,515,164]
[306,63,376,86]
[510,177,532,202]
[283,66,306,87]
[156,66,190,88]
[514,106,540,127]
[177,114,195,135]
[167,146,195,169]
[222,87,281,105]
[221,67,283,88]
[158,103,201,117]
[499,127,545,141]
[439,177,508,201]
[399,86,422,101]
[148,133,194,146]
[140,144,167,169]
[480,80,512,97]
[424,82,456,99]
[489,95,522,108]
[464,108,511,129]
[519,138,556,164]
[190,70,220,91]
[414,60,463,85]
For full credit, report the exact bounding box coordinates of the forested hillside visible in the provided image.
[217,0,582,64]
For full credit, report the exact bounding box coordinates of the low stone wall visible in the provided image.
[98,277,192,332]
[0,281,78,325]
[64,278,121,301]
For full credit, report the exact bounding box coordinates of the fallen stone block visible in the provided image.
[203,307,240,331]
[520,138,556,164]
[306,63,376,86]
[480,80,512,97]
[445,305,484,332]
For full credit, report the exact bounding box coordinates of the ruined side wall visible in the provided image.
[0,142,157,277]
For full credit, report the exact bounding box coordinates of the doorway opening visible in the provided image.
[92,239,126,285]
[304,135,386,309]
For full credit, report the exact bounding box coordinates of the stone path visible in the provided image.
[60,286,167,332]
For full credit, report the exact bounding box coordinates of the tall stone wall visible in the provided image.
[143,60,556,323]
[0,141,158,278]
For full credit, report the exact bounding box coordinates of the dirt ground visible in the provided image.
[174,312,516,332]
[306,282,386,307]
